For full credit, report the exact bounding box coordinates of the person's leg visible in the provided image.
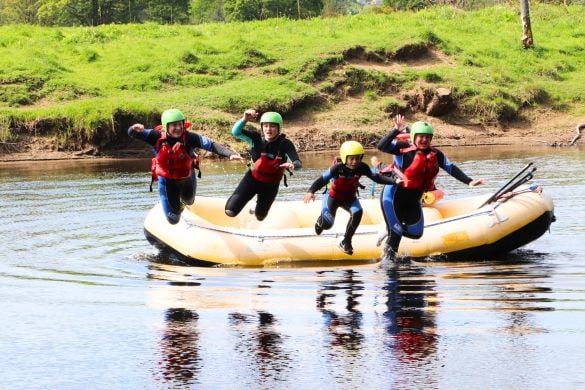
[339,199,363,255]
[385,230,402,253]
[394,188,424,240]
[316,193,338,232]
[179,172,197,206]
[225,171,256,218]
[381,185,424,259]
[254,182,280,221]
[380,184,403,258]
[158,177,182,224]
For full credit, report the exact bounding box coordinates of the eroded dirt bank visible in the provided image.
[0,109,581,163]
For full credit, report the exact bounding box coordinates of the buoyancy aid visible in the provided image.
[149,131,200,191]
[396,132,410,142]
[325,157,343,191]
[251,153,285,184]
[328,162,365,201]
[388,145,439,191]
[329,174,362,201]
[250,136,292,185]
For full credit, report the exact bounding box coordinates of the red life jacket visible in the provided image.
[149,131,200,191]
[328,174,362,201]
[391,145,439,191]
[251,153,285,184]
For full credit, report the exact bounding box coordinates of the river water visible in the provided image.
[1,145,584,389]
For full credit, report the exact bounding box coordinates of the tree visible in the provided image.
[37,0,138,25]
[322,0,349,16]
[1,0,41,23]
[35,0,179,25]
[520,0,534,48]
[191,0,225,23]
[223,0,323,21]
[223,0,263,21]
[146,0,190,23]
[383,0,424,11]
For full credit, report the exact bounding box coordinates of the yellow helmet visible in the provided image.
[339,141,364,164]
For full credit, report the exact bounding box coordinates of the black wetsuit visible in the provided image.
[225,119,301,221]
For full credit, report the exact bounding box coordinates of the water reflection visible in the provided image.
[228,311,291,385]
[380,264,438,363]
[316,269,364,351]
[437,253,555,313]
[4,147,585,388]
[156,308,200,387]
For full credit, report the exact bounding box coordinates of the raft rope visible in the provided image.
[183,218,348,240]
[181,185,542,241]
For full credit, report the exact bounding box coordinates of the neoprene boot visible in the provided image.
[339,239,353,255]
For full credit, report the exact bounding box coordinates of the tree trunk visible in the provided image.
[520,0,534,48]
[297,0,301,19]
[91,0,99,26]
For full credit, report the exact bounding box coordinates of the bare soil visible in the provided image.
[1,109,580,163]
[1,49,583,162]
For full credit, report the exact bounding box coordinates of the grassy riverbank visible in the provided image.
[0,4,584,156]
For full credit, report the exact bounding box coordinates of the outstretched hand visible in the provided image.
[304,192,315,204]
[469,178,485,187]
[130,123,145,133]
[280,162,294,170]
[229,153,244,162]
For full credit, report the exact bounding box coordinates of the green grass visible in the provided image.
[1,4,584,147]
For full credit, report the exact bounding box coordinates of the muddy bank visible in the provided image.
[0,111,582,163]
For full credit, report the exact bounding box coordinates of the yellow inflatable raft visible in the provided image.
[143,184,555,266]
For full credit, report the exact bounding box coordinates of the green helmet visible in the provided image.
[260,112,283,131]
[340,141,364,164]
[161,109,186,131]
[410,121,434,143]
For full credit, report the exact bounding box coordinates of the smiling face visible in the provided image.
[262,123,279,141]
[414,133,433,149]
[345,154,363,170]
[166,121,185,138]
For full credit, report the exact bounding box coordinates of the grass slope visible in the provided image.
[0,4,584,151]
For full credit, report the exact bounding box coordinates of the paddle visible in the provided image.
[478,162,536,208]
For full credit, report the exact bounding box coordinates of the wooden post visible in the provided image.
[520,0,534,48]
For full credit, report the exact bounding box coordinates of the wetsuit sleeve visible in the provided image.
[128,127,159,147]
[437,151,473,185]
[307,165,337,193]
[209,142,237,158]
[188,132,236,158]
[377,128,403,153]
[282,139,302,170]
[231,119,256,148]
[307,176,328,194]
[360,163,396,185]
